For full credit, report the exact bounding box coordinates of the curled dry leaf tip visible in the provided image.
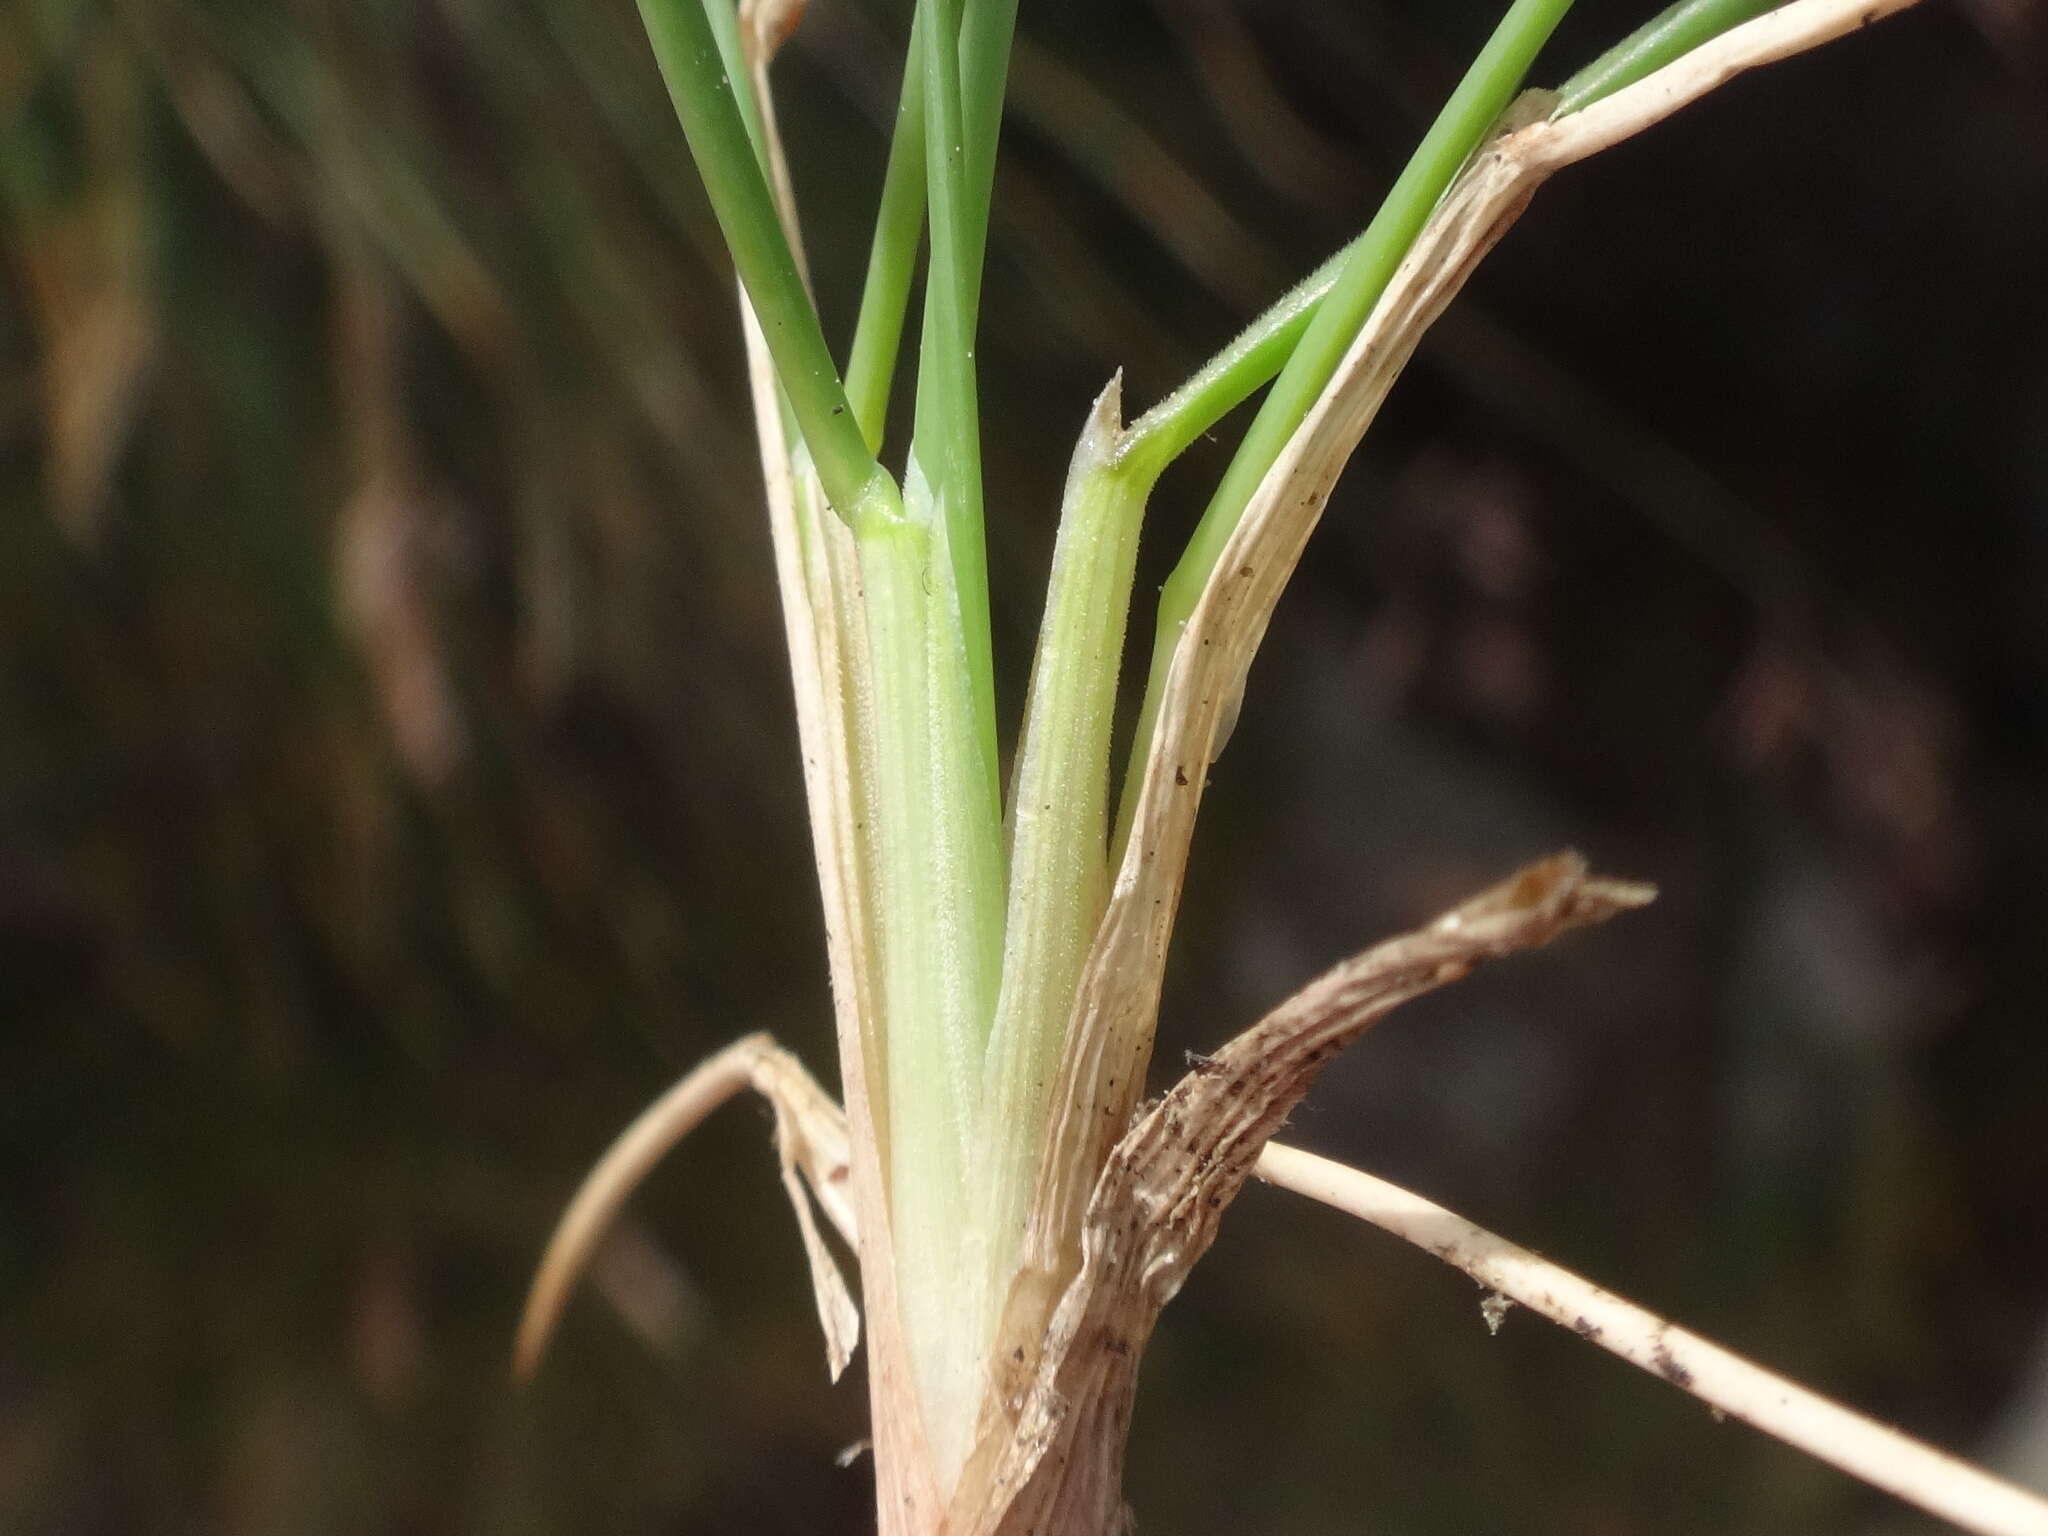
[512,1034,859,1386]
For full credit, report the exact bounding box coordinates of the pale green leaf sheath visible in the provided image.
[971,381,1147,1382]
[874,0,1015,1485]
[858,469,1004,1488]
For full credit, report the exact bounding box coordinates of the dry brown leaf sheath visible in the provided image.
[956,854,1654,1533]
[515,858,1651,1534]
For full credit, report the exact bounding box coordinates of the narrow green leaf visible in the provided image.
[1120,0,1579,825]
[909,0,999,789]
[1556,0,1783,115]
[636,0,885,519]
[845,10,929,451]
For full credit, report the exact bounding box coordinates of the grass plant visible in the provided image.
[514,2,2048,1532]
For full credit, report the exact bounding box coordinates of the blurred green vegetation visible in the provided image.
[4,0,2048,1532]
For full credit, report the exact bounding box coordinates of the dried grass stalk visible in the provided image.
[958,856,1654,1532]
[1255,1143,2048,1536]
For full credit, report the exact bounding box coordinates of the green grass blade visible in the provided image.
[636,0,885,518]
[1120,0,1790,482]
[1119,0,1578,830]
[957,0,1020,308]
[1556,0,1782,114]
[845,10,929,451]
[1119,243,1348,480]
[909,0,1000,796]
[1166,0,1577,606]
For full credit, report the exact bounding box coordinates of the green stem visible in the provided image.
[1172,0,1576,609]
[701,0,768,165]
[957,0,1020,307]
[1119,243,1349,480]
[1119,0,1578,835]
[1118,0,1791,479]
[1556,0,1782,115]
[845,10,929,450]
[636,0,885,519]
[910,0,999,790]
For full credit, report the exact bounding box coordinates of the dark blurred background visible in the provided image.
[5,0,2047,1530]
